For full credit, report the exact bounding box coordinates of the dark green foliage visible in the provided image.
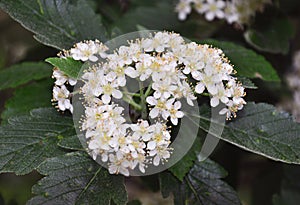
[0,62,52,91]
[0,108,74,175]
[161,159,241,205]
[28,152,128,205]
[0,0,107,49]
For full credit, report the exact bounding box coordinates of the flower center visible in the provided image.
[156,100,166,109]
[103,84,113,94]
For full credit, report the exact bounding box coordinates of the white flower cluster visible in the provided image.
[78,32,245,175]
[175,0,271,25]
[50,31,246,176]
[51,40,108,112]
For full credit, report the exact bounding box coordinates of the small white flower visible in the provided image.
[131,120,154,141]
[147,122,170,151]
[97,78,123,104]
[175,80,197,106]
[152,78,177,99]
[141,32,169,52]
[155,148,171,166]
[194,0,206,14]
[146,96,173,119]
[210,85,230,107]
[88,131,111,151]
[224,1,239,24]
[203,0,226,21]
[135,62,152,81]
[132,153,147,173]
[175,0,271,25]
[52,69,77,86]
[52,85,72,112]
[70,40,108,62]
[195,70,221,96]
[108,152,130,176]
[175,0,193,20]
[164,100,184,125]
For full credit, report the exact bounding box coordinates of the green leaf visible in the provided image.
[0,0,107,50]
[1,79,53,122]
[113,0,220,39]
[169,137,202,181]
[114,1,178,33]
[200,40,280,82]
[57,134,83,151]
[28,152,128,205]
[237,77,257,89]
[0,108,75,175]
[198,102,300,164]
[160,159,241,205]
[244,15,294,54]
[46,57,83,79]
[0,62,52,91]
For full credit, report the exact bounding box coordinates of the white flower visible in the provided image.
[176,0,193,20]
[147,122,171,151]
[210,85,230,107]
[135,61,152,81]
[194,0,206,14]
[168,33,185,49]
[97,75,123,104]
[175,80,197,106]
[152,78,177,99]
[108,152,130,176]
[109,135,131,153]
[195,69,222,96]
[132,153,147,173]
[151,146,171,166]
[70,40,108,62]
[164,100,184,125]
[203,0,226,21]
[88,131,111,151]
[224,1,239,24]
[52,85,72,112]
[82,106,106,129]
[81,69,104,98]
[219,100,236,119]
[175,0,271,25]
[52,69,77,86]
[146,96,173,119]
[126,135,146,160]
[131,120,154,141]
[141,32,169,52]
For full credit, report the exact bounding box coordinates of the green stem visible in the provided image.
[123,95,142,110]
[145,83,153,97]
[139,81,148,119]
[200,92,210,97]
[123,91,140,97]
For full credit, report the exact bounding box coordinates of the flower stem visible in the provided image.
[123,95,142,110]
[139,81,148,119]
